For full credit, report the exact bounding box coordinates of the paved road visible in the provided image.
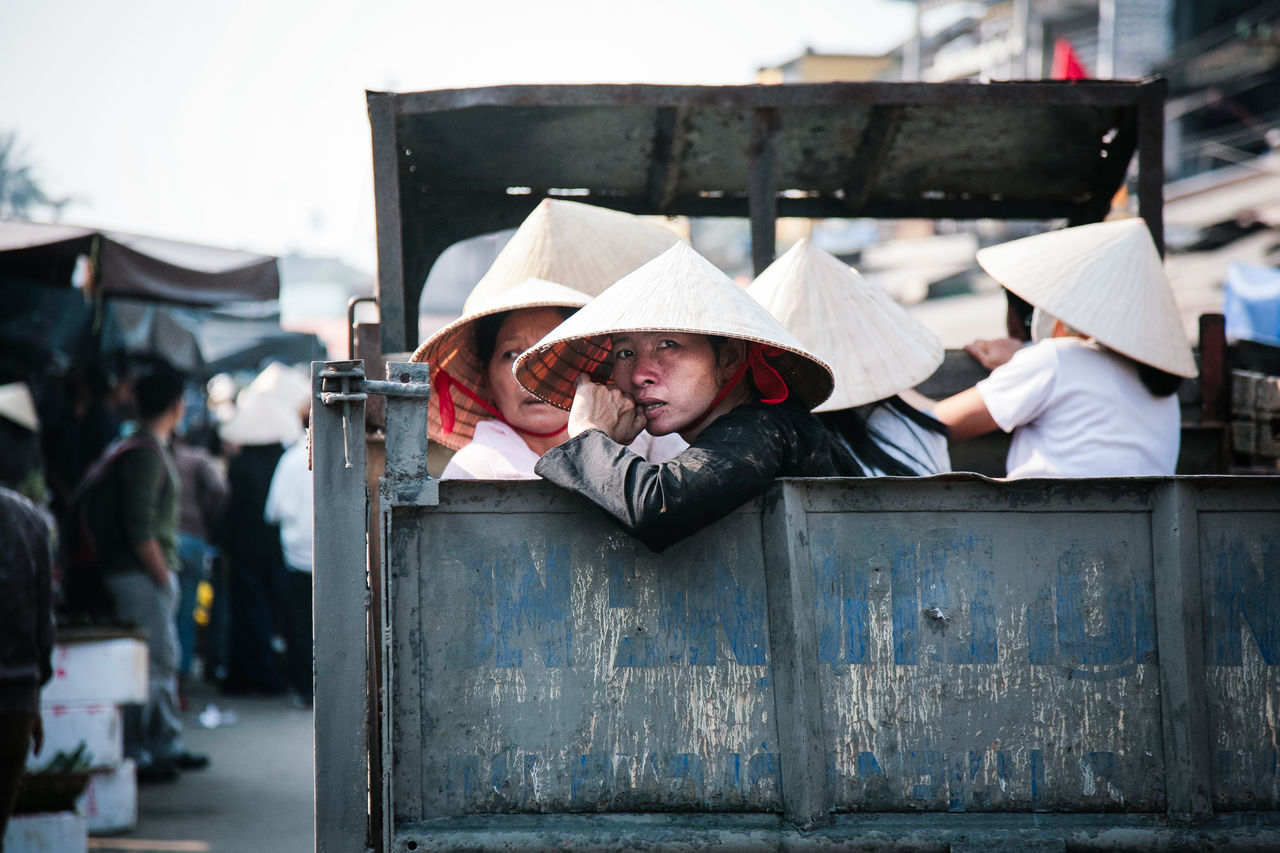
[89,682,314,853]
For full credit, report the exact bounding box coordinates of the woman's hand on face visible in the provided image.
[569,375,647,444]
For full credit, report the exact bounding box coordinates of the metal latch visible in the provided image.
[319,360,432,468]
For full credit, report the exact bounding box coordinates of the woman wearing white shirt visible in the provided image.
[412,279,592,479]
[412,279,684,480]
[934,218,1197,478]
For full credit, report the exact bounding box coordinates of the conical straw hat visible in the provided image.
[0,383,39,432]
[412,278,591,449]
[975,218,1198,378]
[464,199,682,312]
[240,362,312,415]
[219,391,302,447]
[514,243,834,411]
[748,239,944,411]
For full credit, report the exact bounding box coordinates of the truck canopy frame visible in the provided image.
[368,79,1167,351]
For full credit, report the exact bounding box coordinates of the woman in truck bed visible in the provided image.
[933,218,1196,478]
[515,243,866,552]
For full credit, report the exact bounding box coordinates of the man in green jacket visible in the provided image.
[103,368,209,783]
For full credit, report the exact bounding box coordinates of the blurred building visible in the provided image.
[277,253,375,358]
[882,0,1279,181]
[756,47,896,83]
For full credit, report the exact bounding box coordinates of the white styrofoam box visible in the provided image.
[2,811,87,853]
[26,703,123,772]
[76,759,137,835]
[40,638,147,705]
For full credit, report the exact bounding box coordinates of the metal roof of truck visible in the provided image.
[368,80,1167,351]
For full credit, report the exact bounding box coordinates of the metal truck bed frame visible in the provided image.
[313,361,1280,852]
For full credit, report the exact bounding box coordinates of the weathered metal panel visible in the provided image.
[806,505,1164,812]
[363,461,1280,848]
[1200,507,1280,810]
[393,488,782,818]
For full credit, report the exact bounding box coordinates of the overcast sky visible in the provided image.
[1,0,915,272]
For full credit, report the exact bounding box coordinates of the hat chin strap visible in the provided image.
[434,368,568,440]
[683,344,789,433]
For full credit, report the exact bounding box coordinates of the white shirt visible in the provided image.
[864,406,952,475]
[442,420,540,480]
[976,337,1180,478]
[264,435,314,573]
[441,420,689,480]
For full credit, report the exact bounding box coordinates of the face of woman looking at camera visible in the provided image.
[485,307,571,451]
[611,331,748,440]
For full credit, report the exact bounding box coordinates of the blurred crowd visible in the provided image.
[0,359,316,787]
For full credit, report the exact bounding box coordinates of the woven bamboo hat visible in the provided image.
[219,391,302,447]
[411,278,591,449]
[514,243,835,411]
[0,383,39,432]
[748,239,944,411]
[463,199,681,312]
[976,218,1198,378]
[239,362,311,415]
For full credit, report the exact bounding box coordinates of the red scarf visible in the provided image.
[683,343,789,433]
[433,368,568,439]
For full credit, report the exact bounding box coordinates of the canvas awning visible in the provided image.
[0,219,280,305]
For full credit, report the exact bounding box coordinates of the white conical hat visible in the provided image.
[514,243,834,411]
[240,362,312,414]
[463,199,682,312]
[975,218,1198,378]
[219,391,302,447]
[0,383,39,432]
[748,239,944,411]
[412,278,591,449]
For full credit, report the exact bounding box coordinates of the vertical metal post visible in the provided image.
[1151,480,1214,822]
[749,108,780,276]
[1199,313,1228,424]
[313,360,370,853]
[761,482,830,828]
[1136,79,1167,256]
[378,362,435,846]
[368,93,408,354]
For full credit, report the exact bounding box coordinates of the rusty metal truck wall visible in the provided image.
[382,476,1278,829]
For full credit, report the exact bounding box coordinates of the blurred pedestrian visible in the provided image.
[264,428,313,708]
[171,432,229,696]
[100,368,209,782]
[0,486,54,847]
[218,384,301,696]
[0,383,49,504]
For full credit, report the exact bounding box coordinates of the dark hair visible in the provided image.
[1005,288,1034,342]
[818,396,949,477]
[1136,362,1183,398]
[135,369,186,419]
[475,307,576,367]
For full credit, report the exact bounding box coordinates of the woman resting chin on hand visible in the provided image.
[515,244,864,553]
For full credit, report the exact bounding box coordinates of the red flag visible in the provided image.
[1051,37,1088,80]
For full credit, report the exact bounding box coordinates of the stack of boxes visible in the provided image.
[4,631,147,852]
[1231,370,1280,464]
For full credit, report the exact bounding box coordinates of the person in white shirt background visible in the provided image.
[263,403,314,708]
[933,218,1198,478]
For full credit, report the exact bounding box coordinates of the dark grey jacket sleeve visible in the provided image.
[534,411,790,552]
